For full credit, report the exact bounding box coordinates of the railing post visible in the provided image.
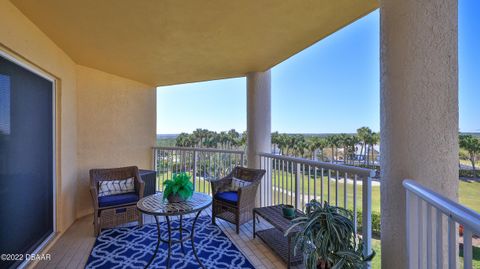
[193,150,197,190]
[152,148,158,171]
[448,218,457,269]
[295,162,301,209]
[240,153,245,167]
[406,190,419,269]
[463,228,473,269]
[259,155,263,206]
[362,176,372,268]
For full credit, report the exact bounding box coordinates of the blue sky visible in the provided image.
[157,2,479,134]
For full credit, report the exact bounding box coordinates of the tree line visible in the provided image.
[271,127,380,166]
[175,127,381,166]
[173,128,480,176]
[175,129,246,149]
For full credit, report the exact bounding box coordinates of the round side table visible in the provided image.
[136,192,212,269]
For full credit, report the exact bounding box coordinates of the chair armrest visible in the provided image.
[90,186,99,210]
[134,170,145,198]
[238,181,260,206]
[211,177,232,195]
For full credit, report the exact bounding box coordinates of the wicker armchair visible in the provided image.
[90,166,145,236]
[211,166,265,234]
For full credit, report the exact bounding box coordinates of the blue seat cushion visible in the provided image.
[98,192,139,208]
[215,191,238,204]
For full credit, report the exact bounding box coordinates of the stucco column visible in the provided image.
[246,70,271,205]
[380,0,458,268]
[246,70,271,168]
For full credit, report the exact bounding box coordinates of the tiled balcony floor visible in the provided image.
[30,208,302,269]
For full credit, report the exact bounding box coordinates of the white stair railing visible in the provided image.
[403,179,480,269]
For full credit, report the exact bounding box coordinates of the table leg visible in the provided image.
[253,210,256,238]
[191,210,205,269]
[166,216,172,269]
[179,215,186,255]
[145,216,161,269]
[287,235,291,269]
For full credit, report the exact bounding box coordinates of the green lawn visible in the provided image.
[156,170,480,213]
[372,238,381,269]
[459,179,480,213]
[460,245,480,269]
[267,170,480,214]
[269,170,381,213]
[371,239,480,269]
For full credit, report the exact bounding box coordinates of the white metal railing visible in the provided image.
[153,147,375,264]
[153,147,245,194]
[404,179,480,269]
[258,152,376,265]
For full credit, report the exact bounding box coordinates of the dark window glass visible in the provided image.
[0,55,54,269]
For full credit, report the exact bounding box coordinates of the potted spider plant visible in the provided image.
[285,200,374,269]
[163,173,194,203]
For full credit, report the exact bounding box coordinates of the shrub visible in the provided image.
[357,211,381,236]
[459,169,480,178]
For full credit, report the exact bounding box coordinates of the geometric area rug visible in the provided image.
[85,216,255,269]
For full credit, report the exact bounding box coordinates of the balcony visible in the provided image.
[26,147,480,269]
[31,147,376,269]
[0,0,476,269]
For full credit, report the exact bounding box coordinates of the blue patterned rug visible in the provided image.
[85,216,255,269]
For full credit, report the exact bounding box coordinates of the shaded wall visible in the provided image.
[0,0,78,233]
[0,0,157,232]
[76,65,156,218]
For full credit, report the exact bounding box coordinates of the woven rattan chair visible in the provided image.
[211,166,265,234]
[90,166,145,236]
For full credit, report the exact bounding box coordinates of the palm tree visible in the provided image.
[218,131,229,149]
[317,137,328,161]
[227,129,240,149]
[369,132,380,166]
[349,135,360,165]
[326,135,337,163]
[291,135,307,157]
[459,134,480,178]
[278,133,291,155]
[333,135,344,163]
[175,133,190,147]
[307,137,320,160]
[357,127,371,164]
[239,131,247,150]
[192,128,209,147]
[203,131,219,148]
[342,135,358,165]
[286,134,295,156]
[337,133,349,163]
[271,131,280,154]
[362,130,379,167]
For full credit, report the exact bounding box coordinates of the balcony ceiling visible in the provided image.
[11,0,377,86]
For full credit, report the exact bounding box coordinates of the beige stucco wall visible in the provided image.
[0,0,157,233]
[76,65,156,218]
[0,0,78,233]
[380,0,458,268]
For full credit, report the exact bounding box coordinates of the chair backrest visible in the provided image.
[231,166,265,184]
[90,166,140,190]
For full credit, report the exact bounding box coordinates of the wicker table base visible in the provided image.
[256,228,303,266]
[253,205,304,269]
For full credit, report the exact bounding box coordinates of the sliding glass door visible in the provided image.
[0,53,55,269]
